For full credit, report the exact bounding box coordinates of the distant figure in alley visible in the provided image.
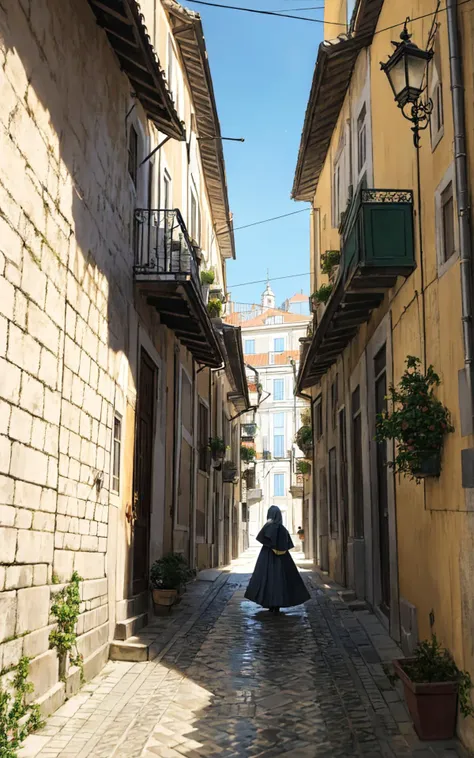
[245,505,310,613]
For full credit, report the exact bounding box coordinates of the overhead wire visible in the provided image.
[221,208,309,235]
[229,271,313,288]
[186,0,473,32]
[186,0,343,24]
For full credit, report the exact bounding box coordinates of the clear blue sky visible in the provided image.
[192,1,325,306]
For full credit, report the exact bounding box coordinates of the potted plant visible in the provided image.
[209,436,226,463]
[240,445,256,464]
[311,283,333,309]
[150,553,194,612]
[200,269,215,304]
[394,636,473,740]
[295,425,313,458]
[296,459,311,476]
[321,250,340,283]
[222,460,238,483]
[376,356,454,481]
[207,298,222,319]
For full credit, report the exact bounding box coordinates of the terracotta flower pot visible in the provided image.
[393,658,458,740]
[152,588,178,613]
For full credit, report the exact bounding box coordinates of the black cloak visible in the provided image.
[245,506,310,609]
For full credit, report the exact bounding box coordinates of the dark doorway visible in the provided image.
[132,349,156,595]
[339,408,349,585]
[374,345,390,615]
[352,386,364,539]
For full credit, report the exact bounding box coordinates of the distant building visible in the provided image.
[281,292,311,316]
[226,285,311,542]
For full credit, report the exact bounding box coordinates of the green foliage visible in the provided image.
[300,408,311,427]
[402,635,473,718]
[321,250,340,276]
[208,436,226,457]
[200,269,215,285]
[150,553,194,591]
[375,356,454,479]
[296,459,311,476]
[312,284,333,305]
[295,425,313,456]
[49,572,83,679]
[207,298,222,318]
[0,657,44,757]
[51,572,60,585]
[240,445,256,463]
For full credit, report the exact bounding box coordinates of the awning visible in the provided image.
[220,325,251,413]
[292,0,384,201]
[87,0,185,140]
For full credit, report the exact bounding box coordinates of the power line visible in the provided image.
[229,271,313,288]
[217,207,309,235]
[186,0,344,24]
[374,0,473,36]
[186,0,473,33]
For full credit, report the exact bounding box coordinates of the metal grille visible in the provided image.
[134,208,199,286]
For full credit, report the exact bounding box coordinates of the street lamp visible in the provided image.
[380,19,434,147]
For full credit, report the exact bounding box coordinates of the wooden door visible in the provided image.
[374,345,390,614]
[133,350,156,595]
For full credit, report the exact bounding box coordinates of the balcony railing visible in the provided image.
[133,208,199,286]
[241,423,257,440]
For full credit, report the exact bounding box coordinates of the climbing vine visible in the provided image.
[0,656,44,758]
[49,571,84,681]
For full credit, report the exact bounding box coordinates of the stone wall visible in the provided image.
[0,0,136,709]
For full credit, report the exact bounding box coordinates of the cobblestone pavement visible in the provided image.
[22,554,469,758]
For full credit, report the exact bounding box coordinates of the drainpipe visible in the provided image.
[447,0,474,429]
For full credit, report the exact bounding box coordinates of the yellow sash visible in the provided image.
[272,549,287,555]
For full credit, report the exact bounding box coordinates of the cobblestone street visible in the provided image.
[22,555,468,758]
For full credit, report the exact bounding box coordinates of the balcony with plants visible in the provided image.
[133,208,223,367]
[298,188,415,389]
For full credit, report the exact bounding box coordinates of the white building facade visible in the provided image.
[227,286,311,542]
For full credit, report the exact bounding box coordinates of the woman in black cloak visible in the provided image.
[245,505,310,613]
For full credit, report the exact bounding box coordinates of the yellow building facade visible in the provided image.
[294,0,474,746]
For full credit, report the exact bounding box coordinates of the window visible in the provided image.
[357,104,367,176]
[112,414,122,493]
[273,412,285,458]
[429,45,444,149]
[274,473,285,497]
[441,182,455,263]
[315,398,323,439]
[329,447,338,535]
[333,161,341,226]
[352,386,364,539]
[167,34,174,94]
[265,315,284,325]
[273,379,284,401]
[273,337,284,353]
[163,170,172,210]
[331,378,338,430]
[128,125,138,186]
[244,339,255,355]
[190,183,200,243]
[198,401,209,473]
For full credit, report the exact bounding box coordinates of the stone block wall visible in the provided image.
[0,0,138,707]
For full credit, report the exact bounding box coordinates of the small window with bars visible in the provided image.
[112,414,122,494]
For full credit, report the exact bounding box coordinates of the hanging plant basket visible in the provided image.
[411,451,441,479]
[376,356,454,481]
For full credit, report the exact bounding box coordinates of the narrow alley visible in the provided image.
[22,555,467,758]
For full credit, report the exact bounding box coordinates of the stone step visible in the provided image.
[114,612,149,641]
[338,589,357,603]
[109,636,153,662]
[116,591,149,622]
[347,599,370,611]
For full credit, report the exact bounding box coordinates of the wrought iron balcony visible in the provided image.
[299,189,415,389]
[133,209,222,368]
